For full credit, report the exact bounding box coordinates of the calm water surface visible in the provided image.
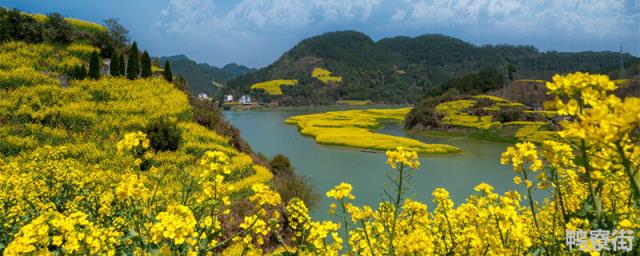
[224,108,521,219]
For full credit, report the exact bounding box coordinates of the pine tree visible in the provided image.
[69,64,83,80]
[163,61,173,82]
[79,65,87,80]
[89,50,101,80]
[110,53,120,77]
[126,41,139,80]
[140,50,152,78]
[119,54,125,77]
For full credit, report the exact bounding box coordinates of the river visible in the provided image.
[224,107,525,219]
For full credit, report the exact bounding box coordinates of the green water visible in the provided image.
[223,108,522,218]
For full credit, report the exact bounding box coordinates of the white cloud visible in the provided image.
[391,8,406,21]
[158,0,381,32]
[227,0,381,28]
[392,0,636,38]
[154,0,382,66]
[151,0,638,66]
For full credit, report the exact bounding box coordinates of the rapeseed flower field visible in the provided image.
[286,108,461,155]
[250,79,298,95]
[434,95,558,142]
[311,67,342,84]
[0,39,638,255]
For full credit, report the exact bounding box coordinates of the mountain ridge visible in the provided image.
[224,30,638,105]
[156,54,255,96]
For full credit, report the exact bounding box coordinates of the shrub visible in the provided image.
[268,154,294,177]
[493,108,525,123]
[144,118,182,152]
[89,89,111,102]
[269,154,320,209]
[272,172,320,210]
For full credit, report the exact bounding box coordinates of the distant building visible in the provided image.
[197,93,212,101]
[239,95,251,105]
[224,94,234,102]
[101,58,111,75]
[526,103,544,111]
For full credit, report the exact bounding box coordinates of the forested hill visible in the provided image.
[225,31,639,105]
[157,54,255,96]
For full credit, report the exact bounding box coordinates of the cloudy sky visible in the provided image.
[2,0,639,68]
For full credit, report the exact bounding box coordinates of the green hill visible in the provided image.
[225,31,639,105]
[157,54,255,96]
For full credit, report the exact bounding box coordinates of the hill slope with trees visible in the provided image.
[157,54,255,96]
[225,31,639,105]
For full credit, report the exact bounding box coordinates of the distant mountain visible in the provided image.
[156,55,255,96]
[225,31,639,105]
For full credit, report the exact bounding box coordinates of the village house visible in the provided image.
[239,95,252,105]
[197,93,212,101]
[101,58,111,75]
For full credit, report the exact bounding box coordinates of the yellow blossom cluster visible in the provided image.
[4,211,119,256]
[149,205,197,245]
[500,142,543,173]
[115,173,150,201]
[116,131,150,154]
[285,198,311,241]
[326,182,356,201]
[386,146,420,169]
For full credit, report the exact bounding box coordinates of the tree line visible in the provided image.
[0,7,174,82]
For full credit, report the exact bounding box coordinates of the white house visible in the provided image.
[239,95,251,105]
[224,94,234,102]
[197,93,212,101]
[101,58,111,75]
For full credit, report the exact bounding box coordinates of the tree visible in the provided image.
[126,42,139,80]
[79,65,87,80]
[43,12,72,44]
[144,119,182,152]
[269,154,294,176]
[119,54,126,77]
[140,50,152,78]
[163,61,173,82]
[103,18,129,50]
[0,8,43,43]
[507,64,516,81]
[110,53,120,77]
[0,8,42,43]
[68,64,86,80]
[89,50,101,80]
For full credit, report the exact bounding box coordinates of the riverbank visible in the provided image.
[223,102,409,111]
[407,128,519,143]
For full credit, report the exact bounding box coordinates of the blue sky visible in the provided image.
[2,0,639,68]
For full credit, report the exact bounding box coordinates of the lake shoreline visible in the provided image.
[224,108,521,220]
[224,103,411,112]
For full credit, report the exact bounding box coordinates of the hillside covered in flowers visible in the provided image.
[0,12,639,256]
